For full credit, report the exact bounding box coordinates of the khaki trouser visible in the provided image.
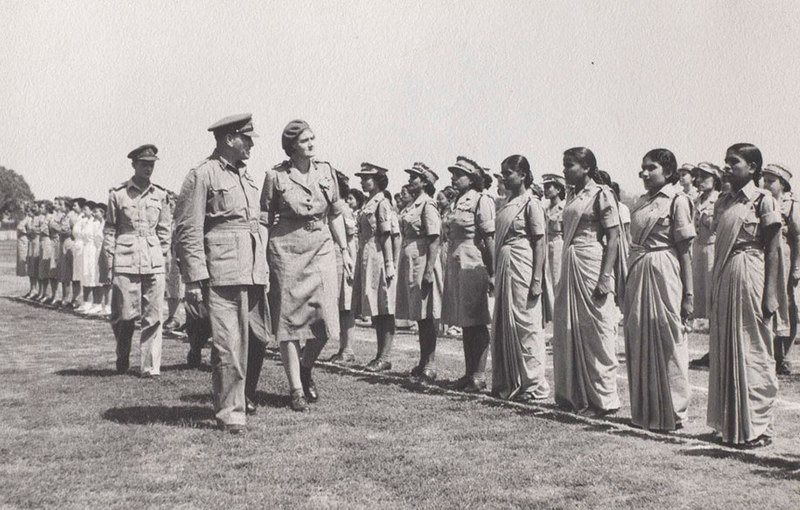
[111,273,165,375]
[209,285,269,426]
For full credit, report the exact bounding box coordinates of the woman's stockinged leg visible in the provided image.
[280,340,302,391]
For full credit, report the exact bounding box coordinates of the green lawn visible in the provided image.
[1,240,799,508]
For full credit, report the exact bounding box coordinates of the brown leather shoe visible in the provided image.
[290,390,309,412]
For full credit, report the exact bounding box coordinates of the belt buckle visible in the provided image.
[138,229,149,237]
[304,220,315,232]
[249,220,259,234]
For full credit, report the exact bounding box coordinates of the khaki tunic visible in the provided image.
[175,152,270,426]
[27,215,42,278]
[692,190,718,320]
[774,193,800,337]
[104,178,172,376]
[262,159,344,342]
[546,200,564,291]
[396,192,442,321]
[441,189,495,327]
[353,192,396,318]
[16,216,30,277]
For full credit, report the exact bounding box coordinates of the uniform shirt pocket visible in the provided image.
[208,182,238,213]
[145,197,162,224]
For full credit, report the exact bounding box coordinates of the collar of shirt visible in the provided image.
[737,180,760,202]
[366,192,384,208]
[212,151,246,175]
[126,178,153,195]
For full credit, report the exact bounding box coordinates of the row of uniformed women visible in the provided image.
[17,198,111,315]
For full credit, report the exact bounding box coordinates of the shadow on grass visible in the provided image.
[56,363,212,377]
[180,391,287,409]
[681,447,800,480]
[103,405,216,429]
[308,358,800,478]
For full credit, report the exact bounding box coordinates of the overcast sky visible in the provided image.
[2,1,799,202]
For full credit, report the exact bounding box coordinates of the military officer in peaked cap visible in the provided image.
[174,114,270,434]
[103,144,172,377]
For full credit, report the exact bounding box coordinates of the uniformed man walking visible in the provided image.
[174,114,269,434]
[103,145,172,377]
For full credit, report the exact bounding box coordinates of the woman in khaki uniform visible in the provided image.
[36,200,53,302]
[542,174,566,290]
[397,163,443,380]
[353,163,397,372]
[16,203,32,293]
[262,120,353,411]
[25,202,41,299]
[443,156,496,392]
[328,171,359,364]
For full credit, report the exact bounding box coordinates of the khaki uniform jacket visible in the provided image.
[174,152,268,287]
[103,179,172,275]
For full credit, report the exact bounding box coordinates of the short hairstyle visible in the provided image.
[643,148,679,185]
[374,172,389,191]
[501,155,533,189]
[348,189,366,209]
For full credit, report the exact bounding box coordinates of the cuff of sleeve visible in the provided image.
[185,264,210,284]
[673,225,696,243]
[761,211,782,227]
[377,221,393,234]
[478,221,495,235]
[328,199,345,218]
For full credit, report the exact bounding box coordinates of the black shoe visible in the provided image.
[689,353,710,369]
[300,366,318,403]
[463,378,487,393]
[115,359,129,374]
[290,390,309,412]
[327,352,355,364]
[221,423,246,435]
[409,365,423,377]
[365,359,392,372]
[187,350,202,368]
[740,435,773,449]
[420,368,437,381]
[246,398,257,416]
[451,376,471,390]
[777,360,792,375]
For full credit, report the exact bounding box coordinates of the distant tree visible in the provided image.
[0,166,35,220]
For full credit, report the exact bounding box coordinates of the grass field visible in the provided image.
[1,240,799,508]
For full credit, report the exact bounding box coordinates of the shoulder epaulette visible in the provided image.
[110,183,126,192]
[272,160,290,172]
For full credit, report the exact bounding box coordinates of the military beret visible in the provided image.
[678,163,697,174]
[208,113,259,138]
[281,119,310,154]
[404,162,438,184]
[127,144,159,161]
[541,173,566,187]
[447,156,481,176]
[763,163,793,186]
[694,162,722,179]
[355,162,389,177]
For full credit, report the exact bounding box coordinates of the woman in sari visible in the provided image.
[491,155,550,401]
[760,163,800,376]
[552,147,625,417]
[708,143,781,448]
[623,149,695,431]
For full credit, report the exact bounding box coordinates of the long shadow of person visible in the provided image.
[102,405,216,429]
[179,391,286,409]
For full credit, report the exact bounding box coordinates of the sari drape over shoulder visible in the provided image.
[553,181,622,412]
[623,184,695,431]
[491,192,550,400]
[707,181,781,444]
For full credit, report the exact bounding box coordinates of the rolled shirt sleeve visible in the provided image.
[421,200,441,237]
[475,194,496,236]
[671,194,696,243]
[597,187,621,230]
[759,194,782,227]
[526,199,546,238]
[375,199,393,235]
